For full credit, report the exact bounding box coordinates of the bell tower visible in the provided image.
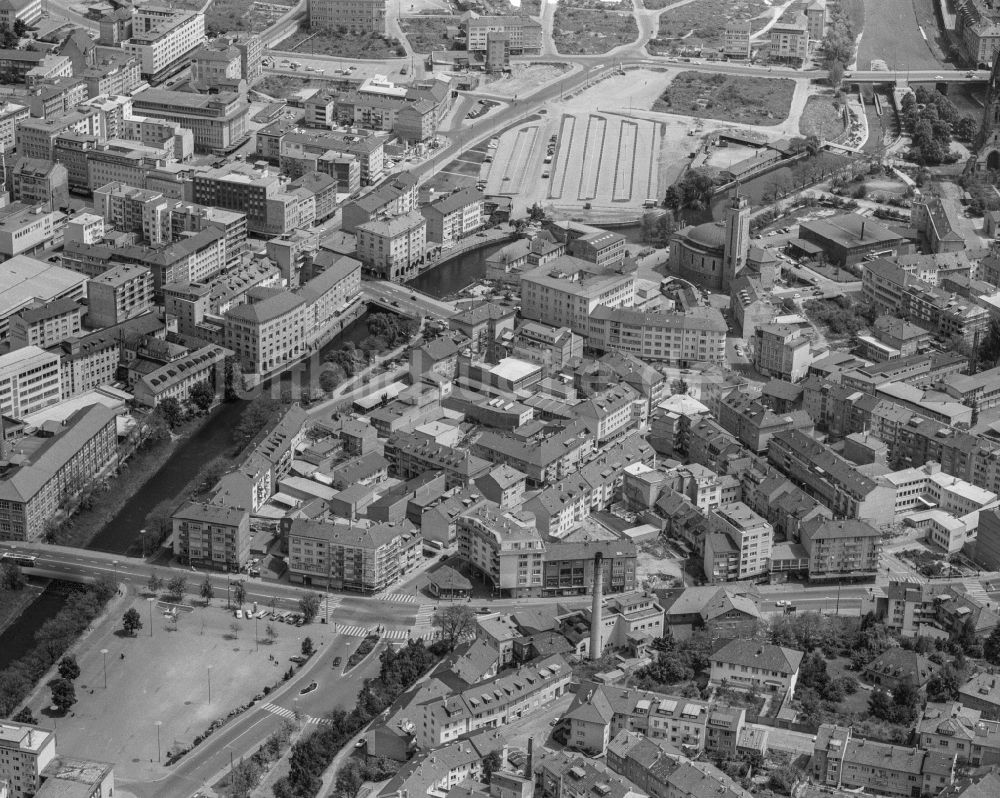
[974,59,1000,172]
[722,191,750,291]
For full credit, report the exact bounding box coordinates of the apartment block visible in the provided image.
[355,211,427,281]
[8,299,82,351]
[0,346,61,418]
[224,291,306,376]
[799,517,882,582]
[466,15,543,53]
[768,15,809,62]
[753,323,813,382]
[812,725,956,797]
[420,187,484,246]
[309,0,386,32]
[586,307,727,366]
[520,257,634,337]
[132,343,230,409]
[123,6,206,78]
[172,501,251,570]
[704,502,773,583]
[0,721,55,798]
[87,264,154,329]
[708,639,802,694]
[0,404,118,541]
[286,517,421,592]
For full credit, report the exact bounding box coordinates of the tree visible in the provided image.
[432,605,477,651]
[265,624,278,643]
[189,381,215,412]
[482,750,502,784]
[12,706,36,724]
[671,378,688,395]
[167,576,186,600]
[0,561,25,591]
[233,580,247,607]
[57,655,80,682]
[200,576,214,605]
[985,625,1000,665]
[50,678,76,713]
[302,637,314,657]
[146,572,163,595]
[122,608,142,636]
[233,396,283,450]
[12,18,27,37]
[229,621,240,639]
[927,663,961,702]
[828,60,844,88]
[299,593,321,623]
[159,397,185,428]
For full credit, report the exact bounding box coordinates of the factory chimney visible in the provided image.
[589,552,604,661]
[526,737,534,777]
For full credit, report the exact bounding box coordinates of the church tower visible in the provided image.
[974,58,1000,172]
[722,191,750,291]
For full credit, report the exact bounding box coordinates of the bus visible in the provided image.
[1,552,37,568]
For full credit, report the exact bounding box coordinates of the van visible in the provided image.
[234,610,243,619]
[643,198,658,208]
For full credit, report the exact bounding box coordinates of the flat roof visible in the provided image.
[490,357,539,383]
[0,256,87,320]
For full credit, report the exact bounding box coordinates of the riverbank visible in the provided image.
[0,586,43,639]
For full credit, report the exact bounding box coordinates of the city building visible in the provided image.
[0,346,61,418]
[0,0,40,32]
[768,14,810,63]
[708,639,802,694]
[8,299,82,352]
[86,264,154,329]
[10,158,69,211]
[122,6,206,79]
[466,15,543,53]
[129,89,249,154]
[724,20,752,58]
[309,0,386,33]
[0,720,55,798]
[704,502,774,583]
[956,0,1000,67]
[420,187,484,246]
[669,194,750,291]
[355,211,427,281]
[519,257,634,337]
[0,404,119,541]
[753,324,813,382]
[132,343,230,409]
[811,724,956,797]
[224,291,306,376]
[587,307,728,367]
[286,517,422,592]
[800,517,882,582]
[172,501,251,570]
[799,214,910,267]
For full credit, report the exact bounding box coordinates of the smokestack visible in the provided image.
[861,220,866,240]
[0,415,9,462]
[526,737,534,777]
[589,552,604,661]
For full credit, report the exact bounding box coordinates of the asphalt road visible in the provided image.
[362,279,458,318]
[3,543,419,632]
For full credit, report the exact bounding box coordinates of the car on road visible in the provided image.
[299,681,318,695]
[332,656,342,667]
[290,655,306,664]
[775,600,789,607]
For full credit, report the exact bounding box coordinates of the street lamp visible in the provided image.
[112,560,118,586]
[154,721,162,763]
[207,665,212,704]
[147,597,154,637]
[100,648,108,688]
[140,528,147,559]
[255,614,259,653]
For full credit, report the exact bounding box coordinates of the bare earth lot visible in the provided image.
[277,27,405,58]
[22,594,327,783]
[656,0,773,47]
[399,15,461,53]
[855,0,942,71]
[553,6,639,54]
[481,63,572,98]
[654,72,796,126]
[799,94,847,140]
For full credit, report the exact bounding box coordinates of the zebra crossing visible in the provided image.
[261,703,297,720]
[334,623,415,641]
[262,703,333,726]
[372,591,420,604]
[336,624,372,638]
[414,604,435,629]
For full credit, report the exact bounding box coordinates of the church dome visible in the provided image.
[685,221,727,250]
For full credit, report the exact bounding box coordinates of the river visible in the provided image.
[407,240,512,298]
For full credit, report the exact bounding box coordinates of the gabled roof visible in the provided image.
[710,639,802,675]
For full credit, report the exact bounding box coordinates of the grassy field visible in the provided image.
[553,7,638,54]
[656,0,772,47]
[654,72,795,125]
[204,0,283,34]
[400,15,461,53]
[277,27,406,57]
[856,0,940,71]
[799,95,847,140]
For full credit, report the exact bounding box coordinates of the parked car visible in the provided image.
[332,656,342,667]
